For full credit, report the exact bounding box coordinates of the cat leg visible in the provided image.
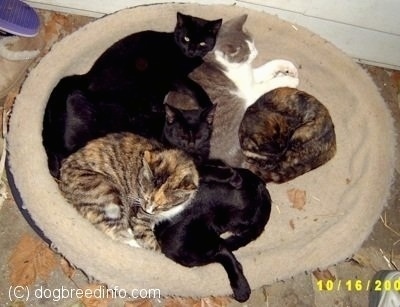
[95,203,156,249]
[215,248,251,302]
[96,203,141,247]
[115,228,142,248]
[130,213,161,251]
[224,228,264,251]
[253,59,299,83]
[252,75,300,102]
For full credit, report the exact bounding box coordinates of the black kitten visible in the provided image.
[162,78,217,162]
[155,161,272,302]
[43,12,222,177]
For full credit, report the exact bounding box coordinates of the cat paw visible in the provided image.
[252,75,299,99]
[136,235,161,251]
[254,59,298,83]
[124,238,141,248]
[271,59,299,78]
[117,229,141,247]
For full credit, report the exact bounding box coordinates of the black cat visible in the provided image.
[42,12,222,177]
[155,161,272,302]
[162,78,217,162]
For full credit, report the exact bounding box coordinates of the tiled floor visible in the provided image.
[0,9,399,307]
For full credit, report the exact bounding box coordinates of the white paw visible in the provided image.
[120,229,142,247]
[254,59,298,83]
[270,59,299,79]
[104,203,121,219]
[124,239,142,248]
[252,75,299,99]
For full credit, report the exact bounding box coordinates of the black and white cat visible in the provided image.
[155,160,272,302]
[42,12,222,177]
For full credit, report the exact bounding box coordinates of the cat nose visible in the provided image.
[188,132,195,146]
[187,48,196,57]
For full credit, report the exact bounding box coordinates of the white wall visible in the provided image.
[26,0,400,70]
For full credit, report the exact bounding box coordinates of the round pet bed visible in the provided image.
[6,3,396,298]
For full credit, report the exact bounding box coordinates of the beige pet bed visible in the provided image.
[6,3,396,298]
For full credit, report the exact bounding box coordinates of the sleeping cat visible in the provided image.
[239,87,336,183]
[58,132,199,250]
[183,14,300,166]
[155,161,272,302]
[162,78,217,162]
[43,12,222,178]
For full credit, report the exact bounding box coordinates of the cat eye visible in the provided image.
[199,42,206,47]
[184,36,190,42]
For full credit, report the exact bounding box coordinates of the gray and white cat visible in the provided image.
[58,132,199,250]
[186,14,299,166]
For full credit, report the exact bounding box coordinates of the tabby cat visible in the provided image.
[43,12,222,177]
[184,14,300,166]
[155,160,272,302]
[239,87,336,183]
[58,132,199,250]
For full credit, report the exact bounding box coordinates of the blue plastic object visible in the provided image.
[0,0,40,37]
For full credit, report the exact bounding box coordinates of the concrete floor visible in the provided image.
[0,10,399,307]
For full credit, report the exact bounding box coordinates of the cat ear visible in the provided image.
[224,14,247,31]
[176,12,186,27]
[143,150,153,164]
[164,104,178,124]
[140,150,154,181]
[181,173,199,190]
[202,103,217,125]
[209,18,223,35]
[228,170,243,189]
[236,14,248,29]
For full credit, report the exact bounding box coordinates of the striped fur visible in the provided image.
[58,132,199,250]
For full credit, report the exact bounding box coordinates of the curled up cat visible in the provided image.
[155,160,272,302]
[239,87,336,183]
[58,132,199,250]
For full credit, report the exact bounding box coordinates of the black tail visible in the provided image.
[215,248,251,302]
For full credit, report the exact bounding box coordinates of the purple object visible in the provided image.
[0,0,40,37]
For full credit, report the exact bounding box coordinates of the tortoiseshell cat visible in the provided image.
[239,87,336,183]
[162,79,217,162]
[155,161,272,302]
[58,132,199,250]
[182,14,300,166]
[43,12,222,178]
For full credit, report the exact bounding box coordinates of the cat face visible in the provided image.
[212,14,257,65]
[138,150,199,218]
[174,12,222,58]
[163,104,216,160]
